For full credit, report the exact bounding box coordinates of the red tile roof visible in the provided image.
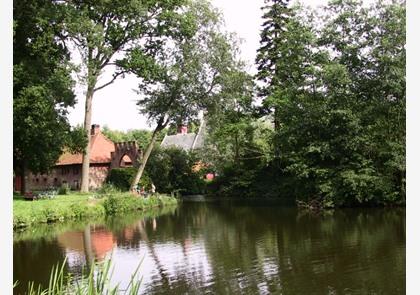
[56,130,115,166]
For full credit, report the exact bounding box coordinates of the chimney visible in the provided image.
[177,125,188,135]
[91,124,100,135]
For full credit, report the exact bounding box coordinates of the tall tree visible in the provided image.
[255,0,294,158]
[13,0,78,194]
[319,0,406,203]
[59,0,186,192]
[212,0,406,205]
[273,0,406,206]
[121,0,240,190]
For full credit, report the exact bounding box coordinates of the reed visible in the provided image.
[15,257,143,295]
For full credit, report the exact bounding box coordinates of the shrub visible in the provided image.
[107,168,152,191]
[13,214,31,229]
[102,194,176,215]
[58,183,70,195]
[69,202,104,219]
[103,195,145,215]
[102,195,119,215]
[96,183,120,196]
[146,147,207,195]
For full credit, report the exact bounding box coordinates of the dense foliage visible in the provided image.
[106,147,206,195]
[208,0,405,207]
[13,0,86,194]
[145,147,207,195]
[106,168,152,191]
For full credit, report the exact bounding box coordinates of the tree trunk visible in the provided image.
[83,225,94,269]
[130,128,160,191]
[80,87,95,193]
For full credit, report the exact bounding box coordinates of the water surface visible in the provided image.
[14,199,405,294]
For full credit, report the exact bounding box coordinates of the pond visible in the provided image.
[14,198,405,294]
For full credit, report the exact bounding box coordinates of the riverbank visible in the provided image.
[13,192,178,229]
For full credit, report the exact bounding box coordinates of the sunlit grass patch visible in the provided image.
[13,192,178,229]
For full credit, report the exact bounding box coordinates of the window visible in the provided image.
[119,154,133,167]
[73,167,79,175]
[61,167,70,175]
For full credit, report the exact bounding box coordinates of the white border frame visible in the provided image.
[0,0,13,293]
[0,0,417,293]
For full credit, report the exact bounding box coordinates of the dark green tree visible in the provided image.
[13,0,80,194]
[273,0,406,206]
[255,0,293,155]
[213,0,406,205]
[145,147,206,195]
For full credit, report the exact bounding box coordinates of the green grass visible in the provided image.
[15,257,142,295]
[13,192,178,229]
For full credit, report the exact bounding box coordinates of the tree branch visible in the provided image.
[93,71,127,92]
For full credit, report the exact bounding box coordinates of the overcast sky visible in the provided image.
[67,0,332,131]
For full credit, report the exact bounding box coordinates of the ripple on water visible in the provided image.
[13,205,405,295]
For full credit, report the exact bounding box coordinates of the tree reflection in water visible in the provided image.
[14,200,405,295]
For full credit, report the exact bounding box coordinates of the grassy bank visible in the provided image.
[13,192,178,229]
[14,205,178,242]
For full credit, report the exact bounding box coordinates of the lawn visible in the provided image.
[13,192,178,229]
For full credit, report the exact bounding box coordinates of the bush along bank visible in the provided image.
[13,192,178,230]
[106,148,209,196]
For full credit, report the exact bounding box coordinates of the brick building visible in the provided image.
[14,125,142,192]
